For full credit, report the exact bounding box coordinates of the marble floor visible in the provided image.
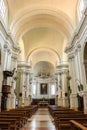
[21,108,56,130]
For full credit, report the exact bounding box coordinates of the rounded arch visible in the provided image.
[9,8,75,41]
[33,61,55,76]
[27,47,61,67]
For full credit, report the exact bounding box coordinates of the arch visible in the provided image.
[9,8,75,41]
[27,47,61,67]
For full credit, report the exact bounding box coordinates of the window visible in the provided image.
[51,84,56,95]
[32,84,36,95]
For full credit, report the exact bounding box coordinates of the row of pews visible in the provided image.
[0,105,38,130]
[48,105,87,130]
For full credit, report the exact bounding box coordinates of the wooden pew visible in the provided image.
[0,105,38,130]
[0,118,19,130]
[53,111,87,130]
[55,117,87,130]
[52,110,83,118]
[0,115,24,129]
[70,120,87,130]
[0,122,11,130]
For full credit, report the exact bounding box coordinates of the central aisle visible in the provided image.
[21,108,56,130]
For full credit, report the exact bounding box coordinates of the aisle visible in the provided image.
[21,108,56,130]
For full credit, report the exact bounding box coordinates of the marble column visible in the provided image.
[3,44,8,70]
[19,70,25,107]
[62,71,68,107]
[7,49,12,71]
[0,95,1,112]
[56,63,69,107]
[6,94,11,110]
[24,72,30,106]
[83,91,87,114]
[68,55,78,110]
[77,45,86,90]
[83,0,87,7]
[0,67,3,112]
[57,73,62,106]
[10,55,18,109]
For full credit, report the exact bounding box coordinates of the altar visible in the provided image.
[38,100,48,107]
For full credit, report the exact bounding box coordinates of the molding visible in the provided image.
[65,7,87,53]
[18,62,31,69]
[56,63,69,69]
[0,19,19,50]
[11,55,18,60]
[84,37,87,43]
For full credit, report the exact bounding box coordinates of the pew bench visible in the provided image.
[70,120,87,130]
[56,117,87,130]
[0,115,24,129]
[0,122,11,130]
[0,118,19,130]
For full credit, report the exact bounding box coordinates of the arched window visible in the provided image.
[0,0,8,24]
[51,84,56,95]
[32,84,36,95]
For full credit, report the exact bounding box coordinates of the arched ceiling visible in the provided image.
[6,0,80,75]
[24,27,64,58]
[33,61,55,76]
[27,47,61,67]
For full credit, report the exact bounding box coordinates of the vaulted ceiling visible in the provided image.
[7,0,80,75]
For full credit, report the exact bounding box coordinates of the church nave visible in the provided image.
[21,108,55,130]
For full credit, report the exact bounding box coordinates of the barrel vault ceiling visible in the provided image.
[7,0,80,75]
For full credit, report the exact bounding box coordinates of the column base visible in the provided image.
[84,109,87,114]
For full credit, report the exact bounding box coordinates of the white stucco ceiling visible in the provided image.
[6,0,80,75]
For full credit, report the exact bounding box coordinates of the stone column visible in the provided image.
[0,94,1,112]
[56,63,69,107]
[3,44,8,70]
[77,45,86,90]
[68,54,78,110]
[19,70,25,107]
[6,94,11,110]
[83,0,87,7]
[7,49,12,70]
[57,72,62,106]
[83,91,87,114]
[70,93,78,110]
[10,55,18,109]
[62,71,68,107]
[0,67,3,112]
[24,72,30,106]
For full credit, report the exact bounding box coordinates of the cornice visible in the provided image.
[17,62,31,69]
[65,7,87,53]
[56,63,69,71]
[0,19,17,47]
[65,44,74,53]
[12,44,21,54]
